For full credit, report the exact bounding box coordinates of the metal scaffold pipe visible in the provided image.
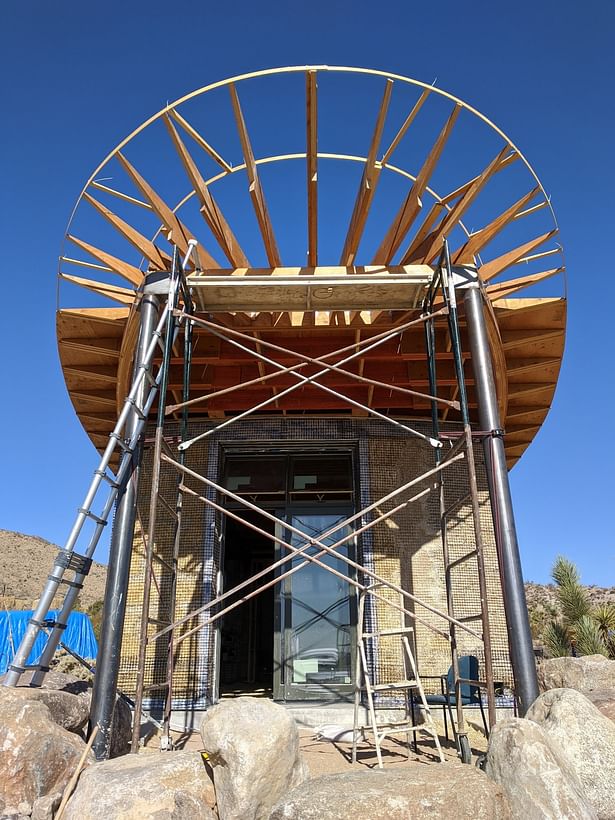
[89,290,160,760]
[463,283,539,715]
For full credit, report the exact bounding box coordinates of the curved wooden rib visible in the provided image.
[116,152,217,268]
[229,83,281,266]
[374,104,461,265]
[306,70,318,266]
[164,114,249,267]
[340,79,393,266]
[84,192,171,271]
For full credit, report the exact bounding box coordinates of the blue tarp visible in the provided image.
[0,610,98,675]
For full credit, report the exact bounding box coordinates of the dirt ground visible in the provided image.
[146,718,488,774]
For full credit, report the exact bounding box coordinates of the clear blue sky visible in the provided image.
[1,0,613,585]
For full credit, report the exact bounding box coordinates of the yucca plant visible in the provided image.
[542,556,614,660]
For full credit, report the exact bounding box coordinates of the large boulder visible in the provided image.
[63,750,216,819]
[199,697,309,820]
[538,655,615,693]
[0,690,90,816]
[484,717,597,819]
[2,670,132,757]
[586,690,615,724]
[527,688,615,819]
[269,764,511,820]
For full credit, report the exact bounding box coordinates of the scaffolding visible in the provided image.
[5,239,521,764]
[122,240,499,760]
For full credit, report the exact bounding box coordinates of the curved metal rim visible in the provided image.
[59,64,565,295]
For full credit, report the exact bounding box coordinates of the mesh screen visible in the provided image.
[117,417,511,709]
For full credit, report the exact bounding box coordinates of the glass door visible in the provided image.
[276,511,355,700]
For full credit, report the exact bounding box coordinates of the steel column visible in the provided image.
[463,283,539,715]
[90,291,159,759]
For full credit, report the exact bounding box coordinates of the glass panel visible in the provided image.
[286,514,353,686]
[290,456,353,502]
[223,457,286,498]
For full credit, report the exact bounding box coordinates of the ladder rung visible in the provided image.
[456,614,482,623]
[447,549,478,570]
[442,492,471,519]
[148,617,171,627]
[371,679,418,691]
[143,681,170,692]
[125,396,147,420]
[362,626,414,638]
[109,432,134,453]
[78,508,107,527]
[94,469,119,489]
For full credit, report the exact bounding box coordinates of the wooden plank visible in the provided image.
[412,145,516,264]
[452,187,540,264]
[374,104,461,265]
[381,88,430,165]
[340,79,393,266]
[439,151,518,205]
[163,115,249,267]
[485,267,563,300]
[400,202,445,263]
[169,109,232,173]
[67,235,144,286]
[84,192,171,270]
[116,152,217,267]
[229,83,282,266]
[478,230,558,282]
[306,70,318,266]
[59,273,136,305]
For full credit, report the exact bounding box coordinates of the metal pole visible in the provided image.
[463,283,539,715]
[89,290,160,760]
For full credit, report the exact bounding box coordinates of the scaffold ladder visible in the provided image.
[2,246,194,688]
[352,584,444,767]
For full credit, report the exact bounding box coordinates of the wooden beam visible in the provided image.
[67,235,144,286]
[452,187,540,264]
[380,88,430,165]
[485,267,563,300]
[59,273,136,305]
[306,70,318,267]
[116,152,217,267]
[478,230,558,283]
[168,109,232,173]
[163,115,249,267]
[84,192,171,271]
[340,79,393,266]
[400,202,445,262]
[412,145,516,264]
[374,104,461,265]
[229,83,281,266]
[61,337,121,357]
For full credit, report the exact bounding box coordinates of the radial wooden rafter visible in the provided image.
[56,66,565,468]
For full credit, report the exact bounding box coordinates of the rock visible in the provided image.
[484,717,597,819]
[63,750,216,819]
[2,685,90,732]
[269,764,511,820]
[586,689,615,723]
[109,694,133,757]
[538,655,615,693]
[199,697,309,820]
[527,688,615,819]
[3,669,132,757]
[32,791,62,820]
[0,690,90,814]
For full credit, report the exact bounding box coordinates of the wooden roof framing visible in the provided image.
[56,66,566,471]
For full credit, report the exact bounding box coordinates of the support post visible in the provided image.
[90,291,159,760]
[463,282,539,715]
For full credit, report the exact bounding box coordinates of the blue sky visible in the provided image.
[1,0,613,585]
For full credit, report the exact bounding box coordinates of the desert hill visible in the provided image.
[0,529,107,611]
